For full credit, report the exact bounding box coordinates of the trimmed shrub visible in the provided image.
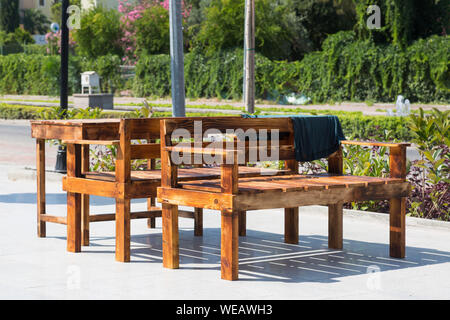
[133,33,449,103]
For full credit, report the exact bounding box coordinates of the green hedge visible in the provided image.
[1,34,448,103]
[0,53,123,96]
[134,33,449,103]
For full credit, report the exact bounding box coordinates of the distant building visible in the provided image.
[81,0,120,11]
[19,0,52,20]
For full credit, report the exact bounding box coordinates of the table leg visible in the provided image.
[81,144,90,246]
[67,143,82,253]
[36,139,46,237]
[194,208,203,236]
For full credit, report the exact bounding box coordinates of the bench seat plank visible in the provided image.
[178,174,404,193]
[84,166,290,182]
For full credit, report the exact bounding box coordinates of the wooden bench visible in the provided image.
[60,117,289,262]
[156,117,411,280]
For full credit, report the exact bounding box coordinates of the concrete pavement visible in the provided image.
[0,164,450,299]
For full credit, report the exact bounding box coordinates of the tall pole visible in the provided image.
[169,0,186,117]
[244,0,255,114]
[60,0,69,112]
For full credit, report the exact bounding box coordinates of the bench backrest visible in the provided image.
[160,117,297,163]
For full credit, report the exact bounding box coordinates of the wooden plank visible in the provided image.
[81,144,90,246]
[284,207,298,244]
[63,177,120,198]
[36,139,46,237]
[233,182,410,211]
[389,145,407,258]
[390,146,407,180]
[40,214,67,224]
[67,192,81,253]
[178,210,195,219]
[390,198,406,258]
[62,139,119,145]
[147,154,157,229]
[194,208,203,236]
[116,120,131,184]
[328,202,343,249]
[158,187,234,212]
[66,143,82,253]
[328,146,343,175]
[285,123,298,173]
[221,211,239,280]
[89,210,162,222]
[115,198,131,262]
[162,117,293,136]
[160,123,178,188]
[238,211,246,237]
[130,143,160,160]
[31,123,83,140]
[221,163,238,194]
[162,203,179,269]
[147,197,156,228]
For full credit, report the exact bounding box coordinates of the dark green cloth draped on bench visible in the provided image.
[242,114,346,161]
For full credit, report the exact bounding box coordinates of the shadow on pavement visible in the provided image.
[55,227,450,283]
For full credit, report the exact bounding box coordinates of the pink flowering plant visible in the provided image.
[45,31,76,55]
[119,0,190,64]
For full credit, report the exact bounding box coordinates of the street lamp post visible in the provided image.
[244,0,255,114]
[60,0,69,112]
[169,0,186,117]
[55,0,70,173]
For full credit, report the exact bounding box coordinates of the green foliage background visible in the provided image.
[132,33,449,103]
[0,0,20,33]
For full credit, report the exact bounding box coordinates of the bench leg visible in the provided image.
[390,197,405,258]
[221,211,239,280]
[67,192,81,253]
[238,211,246,237]
[81,194,90,246]
[162,203,179,269]
[147,197,156,228]
[194,208,203,236]
[328,202,343,249]
[284,207,299,244]
[36,139,46,238]
[116,198,131,262]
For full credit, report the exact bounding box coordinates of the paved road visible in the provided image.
[0,120,57,169]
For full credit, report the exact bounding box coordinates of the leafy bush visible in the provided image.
[194,0,307,61]
[134,5,170,56]
[0,0,19,33]
[73,6,123,58]
[133,34,449,103]
[408,108,449,220]
[0,103,47,119]
[78,54,123,93]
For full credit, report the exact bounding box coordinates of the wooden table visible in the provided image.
[30,119,122,243]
